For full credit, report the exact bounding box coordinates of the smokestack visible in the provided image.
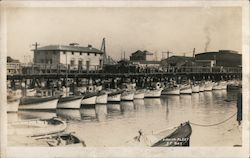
[193,48,195,57]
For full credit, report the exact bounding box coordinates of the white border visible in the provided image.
[0,1,249,158]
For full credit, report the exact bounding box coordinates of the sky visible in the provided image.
[6,7,242,62]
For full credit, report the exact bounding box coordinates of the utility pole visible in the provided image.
[162,51,172,60]
[32,42,40,50]
[100,38,106,64]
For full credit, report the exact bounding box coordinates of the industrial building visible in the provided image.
[33,44,104,71]
[7,56,22,75]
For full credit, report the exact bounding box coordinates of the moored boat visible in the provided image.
[199,83,205,92]
[44,133,85,147]
[180,84,192,94]
[212,82,222,90]
[96,92,108,104]
[134,90,145,99]
[204,81,213,91]
[191,84,200,93]
[8,117,67,137]
[81,92,97,105]
[121,91,134,101]
[220,81,228,90]
[19,96,59,110]
[162,86,180,95]
[57,96,83,109]
[144,89,162,98]
[107,90,122,102]
[7,96,20,113]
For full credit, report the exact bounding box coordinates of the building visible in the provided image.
[130,50,154,61]
[7,56,22,75]
[161,56,195,68]
[195,50,242,67]
[33,44,104,71]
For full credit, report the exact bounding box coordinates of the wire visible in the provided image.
[190,112,237,127]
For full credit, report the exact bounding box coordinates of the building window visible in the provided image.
[95,53,97,56]
[70,59,75,66]
[80,52,82,55]
[87,53,90,56]
[72,52,74,55]
[63,51,66,55]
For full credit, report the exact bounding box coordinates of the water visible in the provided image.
[8,90,242,147]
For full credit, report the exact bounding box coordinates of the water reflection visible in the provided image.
[144,98,162,110]
[56,109,81,120]
[80,107,97,121]
[18,110,56,120]
[133,99,145,111]
[7,113,19,123]
[95,104,107,122]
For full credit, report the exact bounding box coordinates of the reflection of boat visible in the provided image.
[57,96,83,109]
[151,122,192,147]
[96,92,108,104]
[144,89,162,98]
[121,91,134,101]
[18,111,57,120]
[162,86,180,95]
[80,107,96,120]
[204,81,213,91]
[180,84,192,94]
[7,97,20,113]
[144,98,161,109]
[120,101,134,112]
[81,93,97,105]
[95,104,107,121]
[19,96,59,110]
[134,90,145,99]
[133,99,145,111]
[7,113,19,123]
[191,85,199,93]
[107,104,121,112]
[56,109,81,120]
[8,117,66,137]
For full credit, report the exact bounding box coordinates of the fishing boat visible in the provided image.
[180,84,192,94]
[107,90,122,102]
[19,96,59,110]
[144,89,162,98]
[162,86,180,95]
[220,81,228,90]
[7,96,20,113]
[133,89,145,99]
[191,84,200,93]
[121,91,134,101]
[81,92,97,105]
[8,117,67,137]
[45,133,85,147]
[26,89,37,97]
[212,82,222,90]
[204,81,213,91]
[96,91,108,104]
[199,83,205,92]
[57,96,83,109]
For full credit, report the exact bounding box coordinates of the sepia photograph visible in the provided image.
[0,1,249,158]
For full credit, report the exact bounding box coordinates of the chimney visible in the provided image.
[193,48,195,57]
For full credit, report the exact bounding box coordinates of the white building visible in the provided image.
[33,44,104,70]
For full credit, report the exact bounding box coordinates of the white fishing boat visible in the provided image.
[107,90,122,102]
[161,86,180,95]
[212,82,222,90]
[7,96,20,113]
[19,96,59,110]
[204,81,213,91]
[180,84,192,94]
[96,92,108,104]
[199,83,205,92]
[220,81,228,90]
[144,89,162,98]
[26,89,37,97]
[57,96,83,109]
[121,91,134,101]
[8,117,67,137]
[191,84,200,93]
[134,90,145,99]
[81,93,97,105]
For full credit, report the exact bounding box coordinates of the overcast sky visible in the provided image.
[6,7,242,62]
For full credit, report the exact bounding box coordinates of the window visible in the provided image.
[78,60,83,67]
[72,52,74,55]
[63,51,66,55]
[95,53,97,56]
[80,52,82,55]
[87,53,90,56]
[70,60,75,66]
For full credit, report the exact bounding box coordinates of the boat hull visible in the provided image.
[81,96,97,105]
[212,82,222,90]
[19,97,58,110]
[144,89,162,98]
[204,82,213,91]
[7,99,20,113]
[199,84,205,92]
[96,94,108,104]
[162,88,180,95]
[57,97,83,109]
[134,91,145,99]
[108,94,121,102]
[121,91,134,101]
[220,81,227,90]
[192,85,200,93]
[180,85,192,94]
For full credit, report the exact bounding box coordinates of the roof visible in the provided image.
[34,45,103,54]
[196,50,240,56]
[162,55,194,63]
[7,56,20,63]
[131,50,154,56]
[132,60,160,64]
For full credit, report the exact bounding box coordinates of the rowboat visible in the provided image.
[162,86,180,95]
[57,96,83,109]
[19,96,59,110]
[107,90,122,102]
[81,92,97,105]
[96,92,108,104]
[128,122,192,147]
[204,81,213,91]
[180,84,192,94]
[133,90,145,99]
[212,82,222,90]
[8,117,67,137]
[7,96,20,113]
[121,91,134,101]
[36,133,85,147]
[191,84,200,93]
[144,89,162,98]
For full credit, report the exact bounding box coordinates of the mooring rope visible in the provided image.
[190,112,237,127]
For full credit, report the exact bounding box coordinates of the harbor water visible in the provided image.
[8,90,241,147]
